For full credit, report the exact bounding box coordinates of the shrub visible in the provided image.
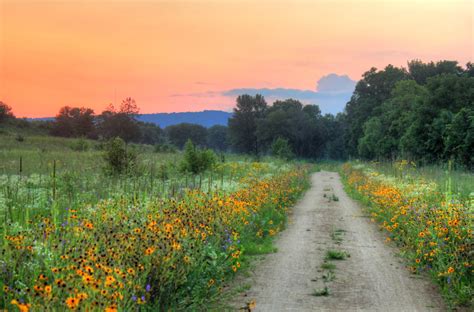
[180,140,216,174]
[103,137,137,175]
[271,137,294,160]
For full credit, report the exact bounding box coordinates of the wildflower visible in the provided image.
[208,278,215,287]
[145,247,155,255]
[65,297,79,309]
[105,305,118,312]
[447,267,455,274]
[44,285,52,294]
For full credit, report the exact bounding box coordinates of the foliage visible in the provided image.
[165,123,208,149]
[346,61,474,168]
[180,140,216,174]
[103,137,138,175]
[207,125,229,151]
[228,94,268,155]
[0,101,15,123]
[342,162,473,307]
[50,106,96,138]
[271,137,294,160]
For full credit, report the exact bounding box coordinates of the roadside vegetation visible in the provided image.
[341,161,473,307]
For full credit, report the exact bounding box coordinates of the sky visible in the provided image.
[0,0,472,117]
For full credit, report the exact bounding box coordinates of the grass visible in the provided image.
[325,249,349,260]
[331,229,345,244]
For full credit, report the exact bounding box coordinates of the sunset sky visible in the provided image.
[1,0,472,117]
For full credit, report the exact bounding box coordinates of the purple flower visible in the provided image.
[141,296,146,302]
[131,295,137,301]
[146,284,151,292]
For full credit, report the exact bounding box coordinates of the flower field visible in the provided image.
[1,154,311,310]
[341,162,473,307]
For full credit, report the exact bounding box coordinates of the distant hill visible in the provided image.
[29,110,233,128]
[137,110,232,128]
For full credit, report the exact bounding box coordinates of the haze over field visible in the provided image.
[1,0,472,117]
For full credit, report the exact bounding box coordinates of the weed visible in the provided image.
[313,287,330,296]
[325,249,349,260]
[321,262,336,270]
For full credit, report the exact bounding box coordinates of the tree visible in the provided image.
[408,60,462,85]
[51,106,96,138]
[137,122,164,145]
[207,125,228,151]
[228,94,268,155]
[257,99,324,158]
[444,108,474,168]
[0,101,15,123]
[165,123,207,149]
[180,139,216,175]
[96,98,141,142]
[344,65,409,156]
[271,137,294,160]
[103,137,138,175]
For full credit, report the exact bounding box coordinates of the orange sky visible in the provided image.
[1,0,472,117]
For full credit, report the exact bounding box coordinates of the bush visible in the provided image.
[271,137,294,160]
[180,140,216,174]
[103,137,137,175]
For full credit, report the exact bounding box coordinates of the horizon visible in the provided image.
[1,0,472,118]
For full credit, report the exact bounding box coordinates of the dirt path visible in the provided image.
[232,171,445,312]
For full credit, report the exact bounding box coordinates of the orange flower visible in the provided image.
[145,247,155,255]
[65,297,79,309]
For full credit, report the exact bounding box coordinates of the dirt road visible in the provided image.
[233,171,445,312]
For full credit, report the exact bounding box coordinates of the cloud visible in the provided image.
[222,73,356,115]
[170,73,357,115]
[316,73,356,94]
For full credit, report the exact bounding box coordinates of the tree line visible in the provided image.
[345,60,473,168]
[1,59,472,168]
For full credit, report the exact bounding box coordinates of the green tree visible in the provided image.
[228,94,268,155]
[271,137,294,160]
[165,123,207,149]
[180,140,216,174]
[207,125,228,151]
[103,137,138,175]
[444,108,474,168]
[344,65,409,156]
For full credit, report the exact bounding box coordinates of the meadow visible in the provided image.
[0,132,312,311]
[341,161,473,307]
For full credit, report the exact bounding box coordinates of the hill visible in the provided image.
[137,110,232,128]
